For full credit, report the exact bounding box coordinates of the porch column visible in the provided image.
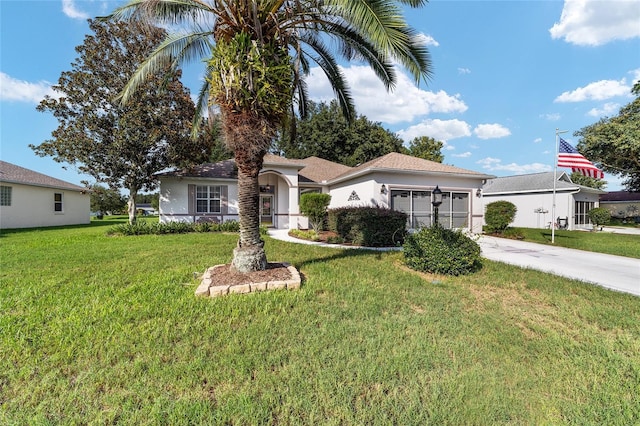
[289,186,299,230]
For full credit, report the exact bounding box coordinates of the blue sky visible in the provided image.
[1,0,639,191]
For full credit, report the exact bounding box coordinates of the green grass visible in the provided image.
[1,221,639,424]
[513,227,640,259]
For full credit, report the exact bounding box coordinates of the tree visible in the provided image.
[90,184,126,216]
[106,0,432,272]
[31,19,213,224]
[299,193,331,233]
[275,100,404,166]
[569,172,607,190]
[405,136,444,162]
[575,81,640,191]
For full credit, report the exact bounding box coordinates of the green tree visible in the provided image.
[405,136,444,162]
[299,193,331,233]
[275,100,404,166]
[569,172,607,190]
[31,20,211,224]
[106,0,432,272]
[575,81,640,191]
[90,184,126,216]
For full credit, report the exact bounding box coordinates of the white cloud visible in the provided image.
[587,102,620,117]
[306,65,467,124]
[62,0,89,20]
[476,157,552,174]
[414,32,439,47]
[549,0,640,46]
[533,138,543,144]
[473,123,511,140]
[0,72,57,103]
[458,68,471,75]
[554,78,631,102]
[397,119,472,142]
[452,152,472,158]
[541,113,561,121]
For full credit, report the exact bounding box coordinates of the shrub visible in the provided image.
[107,220,240,236]
[328,206,407,247]
[404,226,482,276]
[485,201,517,234]
[289,229,320,241]
[587,207,611,229]
[300,193,331,233]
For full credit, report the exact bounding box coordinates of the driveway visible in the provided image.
[478,236,640,297]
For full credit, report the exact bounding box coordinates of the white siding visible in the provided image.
[0,183,90,229]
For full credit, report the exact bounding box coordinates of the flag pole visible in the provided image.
[552,128,568,244]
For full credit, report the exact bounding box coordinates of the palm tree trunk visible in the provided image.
[231,149,267,272]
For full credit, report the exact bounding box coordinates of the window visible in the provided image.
[0,186,11,206]
[391,190,432,228]
[196,185,221,214]
[54,193,63,212]
[575,201,595,225]
[391,188,470,229]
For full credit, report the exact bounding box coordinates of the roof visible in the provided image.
[157,152,492,184]
[483,171,605,194]
[599,191,640,202]
[331,152,494,183]
[0,160,87,192]
[298,156,352,183]
[157,155,306,180]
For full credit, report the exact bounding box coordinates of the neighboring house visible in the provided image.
[482,171,605,230]
[0,160,90,229]
[158,152,493,233]
[599,191,640,220]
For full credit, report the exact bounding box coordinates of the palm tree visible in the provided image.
[105,0,433,272]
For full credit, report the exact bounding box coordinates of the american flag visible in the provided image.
[557,138,604,179]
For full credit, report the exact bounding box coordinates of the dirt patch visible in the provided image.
[208,262,294,287]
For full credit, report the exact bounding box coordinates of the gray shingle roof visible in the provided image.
[331,152,494,182]
[483,171,605,194]
[0,160,86,192]
[599,191,640,202]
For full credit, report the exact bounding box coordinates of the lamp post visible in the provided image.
[432,185,442,226]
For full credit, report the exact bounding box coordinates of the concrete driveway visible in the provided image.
[478,236,640,297]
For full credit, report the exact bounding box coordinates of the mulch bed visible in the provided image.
[208,262,294,287]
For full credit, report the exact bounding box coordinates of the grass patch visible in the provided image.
[1,224,639,424]
[513,227,640,259]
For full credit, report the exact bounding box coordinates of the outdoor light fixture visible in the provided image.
[380,184,387,194]
[432,185,442,225]
[476,188,482,197]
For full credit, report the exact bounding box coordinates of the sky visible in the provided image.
[1,0,639,191]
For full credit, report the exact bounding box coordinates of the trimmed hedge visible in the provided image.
[107,220,241,236]
[485,200,517,234]
[328,206,407,247]
[404,226,482,276]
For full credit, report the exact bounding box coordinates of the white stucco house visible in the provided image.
[0,160,90,229]
[157,152,494,233]
[482,171,605,230]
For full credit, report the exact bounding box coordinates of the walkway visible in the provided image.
[268,229,640,297]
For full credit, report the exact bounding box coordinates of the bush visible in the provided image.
[328,206,407,247]
[404,226,482,276]
[300,193,331,233]
[587,207,611,229]
[107,220,240,236]
[485,201,517,234]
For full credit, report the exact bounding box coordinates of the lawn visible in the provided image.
[514,227,640,259]
[1,220,639,424]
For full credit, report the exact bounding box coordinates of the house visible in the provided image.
[599,191,640,220]
[157,152,493,233]
[0,160,90,229]
[482,171,605,230]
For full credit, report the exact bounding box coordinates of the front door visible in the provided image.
[260,195,274,226]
